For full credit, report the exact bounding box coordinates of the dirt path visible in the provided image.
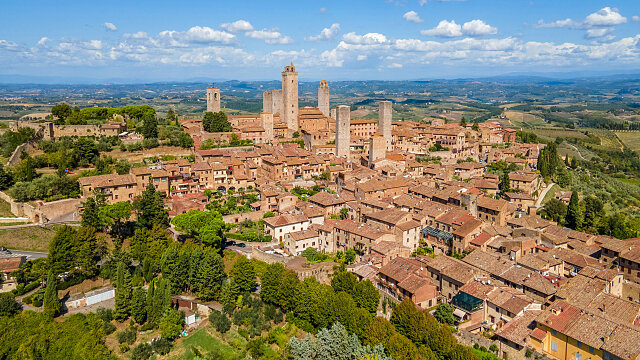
[536,183,555,208]
[567,144,585,160]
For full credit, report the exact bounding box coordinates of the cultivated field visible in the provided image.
[0,224,65,251]
[614,131,640,152]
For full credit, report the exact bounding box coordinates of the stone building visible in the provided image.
[368,132,386,167]
[378,101,393,151]
[335,105,351,159]
[318,80,330,117]
[282,62,299,131]
[206,87,221,113]
[261,112,274,143]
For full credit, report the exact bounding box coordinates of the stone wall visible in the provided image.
[0,191,81,223]
[222,211,265,225]
[250,247,288,264]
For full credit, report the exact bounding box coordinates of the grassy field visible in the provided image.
[0,198,15,217]
[168,327,244,360]
[614,131,640,152]
[531,128,588,141]
[503,111,547,128]
[0,224,65,251]
[542,184,562,205]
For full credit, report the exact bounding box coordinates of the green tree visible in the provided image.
[195,249,225,301]
[499,172,510,193]
[48,225,77,274]
[0,166,14,190]
[43,271,61,317]
[331,271,357,294]
[582,196,604,231]
[114,261,132,321]
[261,263,284,304]
[472,120,479,131]
[159,308,185,339]
[141,113,158,139]
[166,108,177,124]
[171,210,226,249]
[202,111,232,133]
[0,293,20,316]
[460,117,467,128]
[131,287,147,324]
[135,182,169,229]
[73,137,98,165]
[565,191,582,230]
[345,249,356,264]
[542,198,567,223]
[230,256,256,293]
[353,280,380,315]
[51,104,72,123]
[115,159,131,175]
[209,310,231,333]
[13,156,38,182]
[74,226,98,276]
[433,303,456,325]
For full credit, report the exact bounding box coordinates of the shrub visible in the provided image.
[525,348,533,358]
[130,343,152,360]
[489,344,498,353]
[102,321,116,335]
[119,343,129,353]
[209,310,232,334]
[140,322,156,331]
[97,307,114,322]
[116,327,137,345]
[151,337,172,355]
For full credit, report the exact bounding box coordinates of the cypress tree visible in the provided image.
[566,191,582,230]
[43,271,61,317]
[146,279,156,323]
[114,261,132,321]
[131,287,147,324]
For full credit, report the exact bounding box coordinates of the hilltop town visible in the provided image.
[1,63,640,360]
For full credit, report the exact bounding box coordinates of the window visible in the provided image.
[577,341,582,348]
[551,341,558,352]
[575,353,582,360]
[552,330,557,336]
[588,347,593,354]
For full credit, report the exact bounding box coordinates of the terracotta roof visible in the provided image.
[308,191,346,207]
[495,310,541,346]
[263,213,309,227]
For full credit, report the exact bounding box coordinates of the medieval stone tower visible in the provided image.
[335,105,351,159]
[282,62,299,131]
[368,132,386,167]
[263,90,283,115]
[318,80,330,117]
[206,87,221,113]
[378,100,392,151]
[261,112,274,143]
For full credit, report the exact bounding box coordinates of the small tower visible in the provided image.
[378,100,392,151]
[261,112,274,143]
[282,62,299,131]
[206,87,221,113]
[262,91,273,113]
[335,105,351,159]
[318,80,330,117]
[271,89,283,115]
[368,132,386,168]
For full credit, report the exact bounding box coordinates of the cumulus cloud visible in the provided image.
[306,23,340,41]
[246,30,293,44]
[585,28,613,39]
[342,32,389,45]
[124,31,148,39]
[584,7,627,26]
[421,20,462,37]
[220,20,253,33]
[421,20,497,37]
[388,63,403,68]
[537,7,628,39]
[462,20,497,36]
[633,16,640,22]
[158,26,236,46]
[103,22,117,31]
[0,40,20,51]
[403,11,423,23]
[37,37,49,46]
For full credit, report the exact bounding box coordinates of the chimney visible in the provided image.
[528,206,537,216]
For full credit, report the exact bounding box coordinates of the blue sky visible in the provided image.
[1,0,639,82]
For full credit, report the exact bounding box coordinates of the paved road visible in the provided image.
[4,249,48,260]
[536,182,555,208]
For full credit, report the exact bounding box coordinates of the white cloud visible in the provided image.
[421,20,462,37]
[220,20,253,33]
[158,26,236,46]
[320,7,326,13]
[535,18,578,29]
[0,40,19,51]
[342,32,389,45]
[124,32,148,39]
[306,23,340,41]
[357,54,367,60]
[419,0,427,5]
[633,16,640,22]
[37,37,49,46]
[462,20,497,36]
[103,22,117,31]
[388,63,403,68]
[246,30,293,44]
[585,7,627,26]
[403,11,423,23]
[585,28,613,39]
